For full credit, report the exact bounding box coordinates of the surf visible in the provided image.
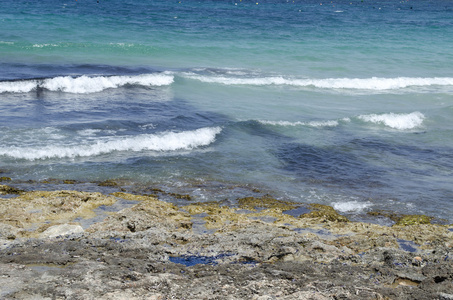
[0,73,174,94]
[181,73,453,90]
[0,127,222,160]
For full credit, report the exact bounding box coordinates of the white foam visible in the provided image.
[109,42,134,47]
[0,127,222,160]
[183,74,453,90]
[0,80,38,93]
[258,119,340,127]
[358,112,425,130]
[332,201,372,213]
[32,43,58,48]
[0,74,174,94]
[77,129,102,136]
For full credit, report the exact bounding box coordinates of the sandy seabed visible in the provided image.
[1,183,453,300]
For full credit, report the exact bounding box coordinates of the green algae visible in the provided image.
[40,178,62,184]
[147,188,193,201]
[368,210,433,226]
[98,180,119,187]
[183,202,254,230]
[87,192,193,233]
[237,195,296,211]
[63,180,77,184]
[168,193,192,201]
[300,204,349,223]
[0,177,12,182]
[395,215,433,226]
[0,184,24,195]
[0,190,118,237]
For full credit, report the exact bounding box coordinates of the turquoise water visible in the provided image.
[1,0,452,222]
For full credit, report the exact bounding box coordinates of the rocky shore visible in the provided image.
[1,183,453,299]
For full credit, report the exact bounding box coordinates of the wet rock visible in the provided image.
[368,210,434,226]
[87,192,192,233]
[237,195,296,211]
[63,179,78,184]
[0,190,117,236]
[396,214,433,226]
[301,204,349,223]
[0,184,24,195]
[98,179,119,187]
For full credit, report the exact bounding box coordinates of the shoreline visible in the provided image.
[1,182,453,299]
[0,176,449,226]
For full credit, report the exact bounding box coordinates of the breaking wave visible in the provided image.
[258,112,424,130]
[332,201,372,213]
[0,127,222,160]
[182,73,453,90]
[258,119,347,127]
[0,73,174,94]
[358,112,425,130]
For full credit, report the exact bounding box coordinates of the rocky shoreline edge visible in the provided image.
[1,183,453,299]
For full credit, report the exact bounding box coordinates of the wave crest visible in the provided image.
[182,73,453,90]
[0,73,174,94]
[358,112,425,130]
[258,119,342,127]
[258,112,424,130]
[0,127,222,160]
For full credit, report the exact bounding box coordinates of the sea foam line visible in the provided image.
[0,73,174,94]
[258,119,347,127]
[0,127,222,160]
[183,74,453,90]
[258,112,424,130]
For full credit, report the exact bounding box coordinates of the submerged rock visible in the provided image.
[368,210,434,226]
[0,184,24,195]
[396,214,433,226]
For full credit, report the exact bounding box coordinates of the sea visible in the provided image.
[1,0,452,224]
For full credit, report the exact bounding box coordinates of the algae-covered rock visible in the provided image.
[368,210,433,226]
[0,190,117,237]
[183,202,251,230]
[395,214,433,226]
[237,195,296,211]
[98,180,119,187]
[87,192,192,233]
[168,192,192,201]
[300,204,349,222]
[0,177,12,182]
[0,184,24,195]
[63,180,77,184]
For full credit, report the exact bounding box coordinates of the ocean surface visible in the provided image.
[1,0,452,223]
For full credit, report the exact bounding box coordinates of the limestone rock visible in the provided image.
[40,224,84,238]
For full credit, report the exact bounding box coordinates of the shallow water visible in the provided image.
[1,0,452,222]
